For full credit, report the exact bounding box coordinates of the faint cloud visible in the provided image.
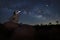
[45,5,48,7]
[23,10,27,14]
[35,15,43,18]
[33,15,46,20]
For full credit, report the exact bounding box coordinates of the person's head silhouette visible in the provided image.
[13,10,21,15]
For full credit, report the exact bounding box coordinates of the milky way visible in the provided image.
[0,0,60,24]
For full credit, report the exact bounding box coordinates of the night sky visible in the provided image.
[0,0,60,25]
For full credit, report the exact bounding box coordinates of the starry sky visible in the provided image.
[0,0,60,25]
